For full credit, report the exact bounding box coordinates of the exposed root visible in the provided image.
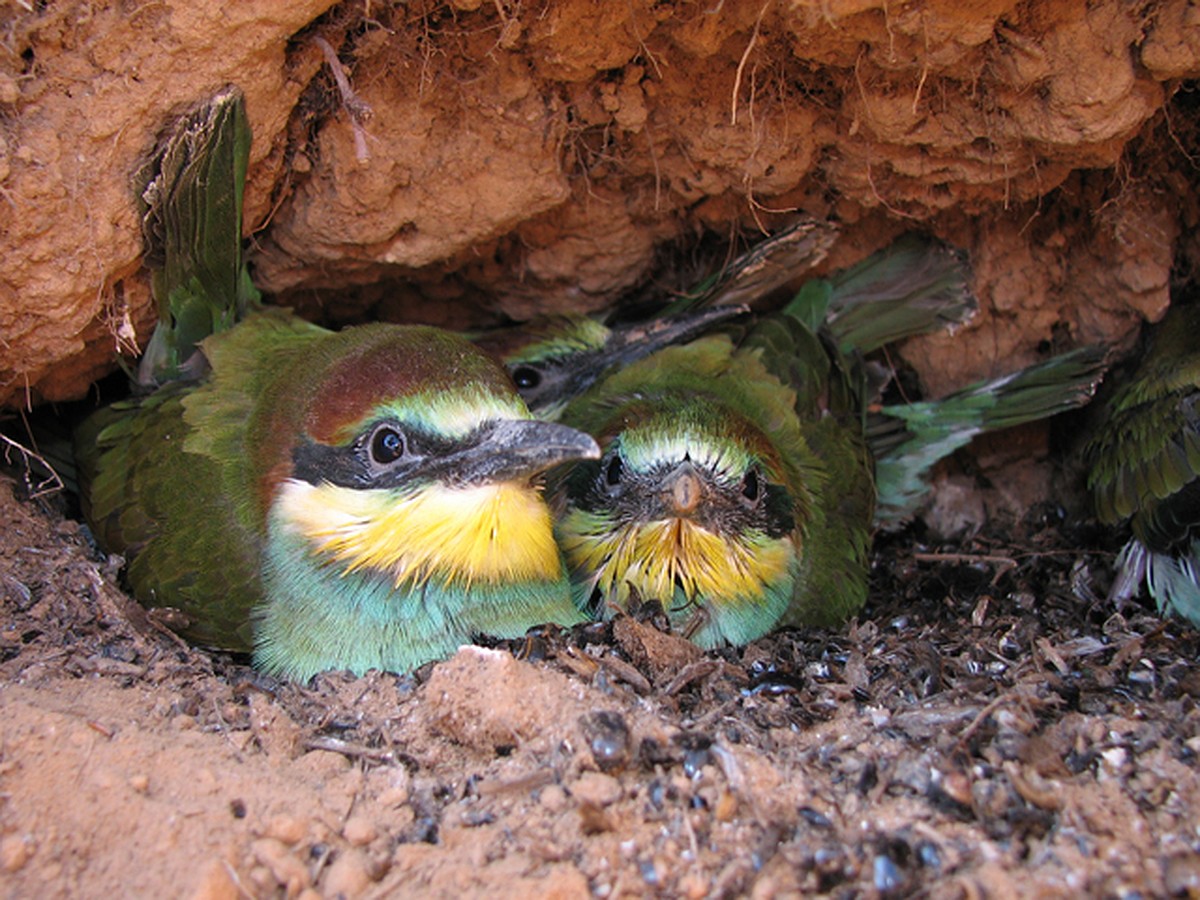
[315,36,374,165]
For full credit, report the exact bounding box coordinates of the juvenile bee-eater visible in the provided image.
[1083,297,1200,627]
[473,306,748,420]
[74,87,599,680]
[472,217,843,419]
[545,237,1108,646]
[492,232,981,420]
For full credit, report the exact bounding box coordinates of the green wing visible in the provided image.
[815,234,976,354]
[872,344,1109,526]
[1082,300,1200,627]
[75,84,276,648]
[1085,302,1200,545]
[76,311,327,651]
[738,313,875,626]
[1088,391,1200,540]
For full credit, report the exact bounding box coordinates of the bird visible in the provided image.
[473,306,749,421]
[543,235,1109,647]
[1083,297,1200,627]
[473,217,841,419]
[74,87,599,681]
[491,231,985,421]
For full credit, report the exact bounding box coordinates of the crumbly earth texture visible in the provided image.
[5,1,1200,896]
[3,477,1200,899]
[4,0,1200,408]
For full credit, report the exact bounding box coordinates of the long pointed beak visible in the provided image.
[450,419,600,485]
[602,305,748,367]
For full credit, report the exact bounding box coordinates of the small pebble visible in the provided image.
[128,774,150,794]
[873,853,903,893]
[172,714,197,731]
[679,871,709,899]
[323,848,374,898]
[580,710,632,773]
[540,784,568,813]
[0,834,33,872]
[293,749,352,780]
[264,815,307,846]
[186,858,239,900]
[571,772,622,807]
[251,837,310,893]
[247,865,276,896]
[1165,852,1200,896]
[342,816,378,847]
[714,789,737,822]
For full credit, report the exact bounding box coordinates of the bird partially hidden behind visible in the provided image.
[1083,296,1200,627]
[74,86,599,681]
[473,217,840,420]
[537,237,1110,647]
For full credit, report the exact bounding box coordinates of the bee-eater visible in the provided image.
[545,237,1108,646]
[473,306,750,420]
[472,218,844,419]
[74,87,599,680]
[491,232,982,421]
[1083,297,1200,627]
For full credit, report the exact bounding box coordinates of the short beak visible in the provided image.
[451,419,600,485]
[660,460,706,516]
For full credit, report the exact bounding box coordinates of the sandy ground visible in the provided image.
[3,477,1200,899]
[5,3,1200,897]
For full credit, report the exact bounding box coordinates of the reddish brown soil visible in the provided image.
[4,479,1200,898]
[4,4,1200,897]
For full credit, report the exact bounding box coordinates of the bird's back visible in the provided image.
[75,310,328,651]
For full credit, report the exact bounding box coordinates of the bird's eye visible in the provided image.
[604,453,624,488]
[511,365,542,390]
[741,468,760,503]
[370,426,406,464]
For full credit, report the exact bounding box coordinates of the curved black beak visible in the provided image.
[600,305,748,370]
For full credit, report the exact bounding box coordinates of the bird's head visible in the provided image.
[257,324,600,591]
[553,390,804,646]
[475,307,746,418]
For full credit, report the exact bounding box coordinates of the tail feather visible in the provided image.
[1146,537,1200,627]
[785,234,977,355]
[659,218,839,318]
[871,344,1109,525]
[1107,538,1149,609]
[136,85,259,387]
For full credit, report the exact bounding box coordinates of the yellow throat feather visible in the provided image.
[559,510,793,609]
[277,479,563,588]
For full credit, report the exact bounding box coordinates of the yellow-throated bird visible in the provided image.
[541,236,1108,646]
[75,87,598,680]
[1083,296,1200,626]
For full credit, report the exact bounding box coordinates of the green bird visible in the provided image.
[544,237,1109,646]
[75,87,599,681]
[473,306,748,421]
[1083,297,1200,627]
[474,217,843,419]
